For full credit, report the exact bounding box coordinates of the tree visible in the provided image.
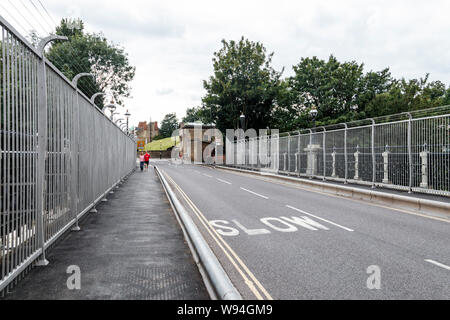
[46,18,135,107]
[202,37,283,133]
[160,113,179,138]
[365,75,449,117]
[289,55,365,123]
[182,107,202,123]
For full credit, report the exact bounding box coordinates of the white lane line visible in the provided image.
[286,205,354,232]
[217,178,232,185]
[425,259,450,271]
[203,173,213,178]
[240,188,269,200]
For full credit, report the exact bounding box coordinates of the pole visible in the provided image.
[407,113,413,193]
[36,35,68,266]
[71,73,94,232]
[371,119,376,189]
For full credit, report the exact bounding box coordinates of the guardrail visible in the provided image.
[231,106,450,197]
[0,15,136,293]
[155,165,242,300]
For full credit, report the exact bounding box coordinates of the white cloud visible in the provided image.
[3,0,450,126]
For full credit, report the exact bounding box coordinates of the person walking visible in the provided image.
[139,152,145,172]
[144,151,151,171]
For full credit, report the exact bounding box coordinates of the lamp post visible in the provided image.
[71,73,94,232]
[310,105,318,130]
[106,100,117,121]
[125,110,131,134]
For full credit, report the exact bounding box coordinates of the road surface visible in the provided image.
[155,161,450,300]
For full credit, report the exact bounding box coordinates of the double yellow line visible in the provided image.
[162,169,273,300]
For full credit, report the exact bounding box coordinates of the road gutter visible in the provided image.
[154,166,242,300]
[215,166,450,221]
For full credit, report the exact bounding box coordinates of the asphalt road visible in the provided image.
[155,161,450,300]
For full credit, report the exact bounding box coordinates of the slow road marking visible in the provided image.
[286,205,354,232]
[162,170,273,300]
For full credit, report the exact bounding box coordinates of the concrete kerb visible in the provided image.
[215,165,450,221]
[154,165,242,300]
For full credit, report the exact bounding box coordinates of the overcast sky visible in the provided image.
[2,0,450,127]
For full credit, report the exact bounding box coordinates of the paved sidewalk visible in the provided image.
[3,169,209,300]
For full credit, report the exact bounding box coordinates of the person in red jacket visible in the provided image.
[144,152,151,171]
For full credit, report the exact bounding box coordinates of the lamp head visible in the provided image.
[309,106,318,119]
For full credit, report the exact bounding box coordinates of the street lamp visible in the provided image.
[125,110,131,134]
[309,105,318,129]
[106,100,117,120]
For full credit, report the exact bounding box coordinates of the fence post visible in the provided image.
[322,127,326,181]
[371,119,376,189]
[331,147,337,178]
[287,133,291,174]
[70,74,93,231]
[35,35,68,266]
[344,123,348,184]
[382,145,390,184]
[407,113,413,193]
[308,129,313,179]
[354,145,361,180]
[420,144,429,189]
[297,131,301,176]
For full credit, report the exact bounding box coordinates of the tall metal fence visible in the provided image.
[0,16,136,292]
[231,107,450,197]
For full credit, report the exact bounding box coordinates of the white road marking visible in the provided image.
[425,259,450,271]
[203,173,213,178]
[286,205,354,232]
[217,178,232,185]
[240,188,269,200]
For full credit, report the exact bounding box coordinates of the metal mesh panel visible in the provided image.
[1,26,40,289]
[1,17,136,291]
[230,113,449,197]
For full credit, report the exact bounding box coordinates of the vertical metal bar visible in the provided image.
[297,131,301,176]
[287,133,291,174]
[35,54,49,266]
[323,128,326,181]
[371,119,376,189]
[344,123,348,184]
[71,89,80,231]
[407,113,413,193]
[1,27,7,281]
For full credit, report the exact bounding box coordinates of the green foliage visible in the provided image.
[182,107,202,123]
[201,37,283,133]
[194,39,450,133]
[46,18,136,107]
[365,75,449,117]
[160,113,179,138]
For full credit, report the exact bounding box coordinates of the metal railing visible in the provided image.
[0,15,136,292]
[230,107,450,197]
